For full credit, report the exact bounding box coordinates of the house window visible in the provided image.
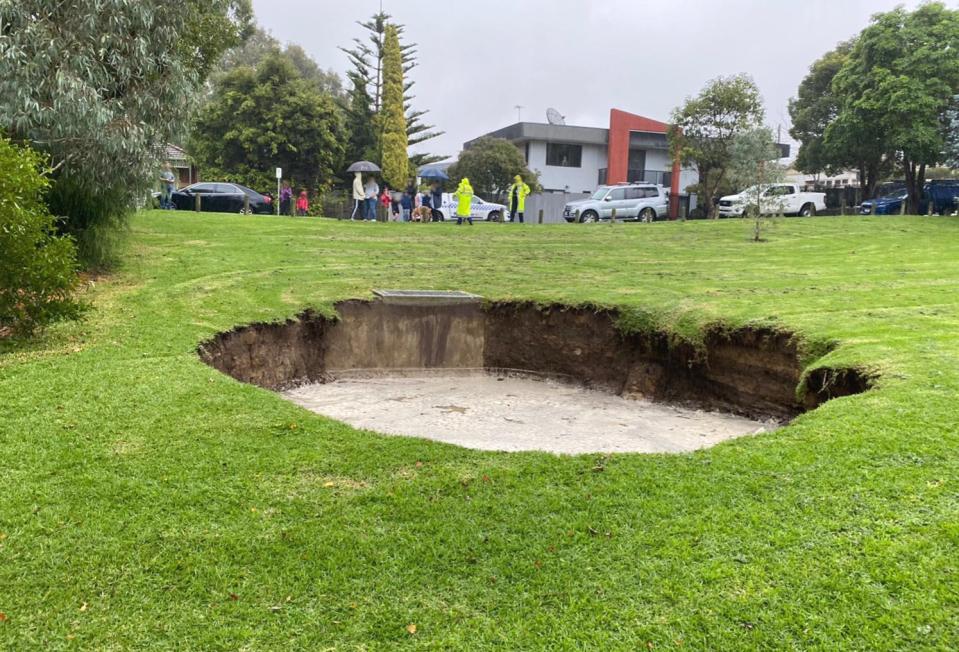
[546,143,582,168]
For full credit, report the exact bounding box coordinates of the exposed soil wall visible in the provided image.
[484,303,801,418]
[325,300,484,372]
[197,299,872,421]
[198,311,330,390]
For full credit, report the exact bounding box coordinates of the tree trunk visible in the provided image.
[903,160,924,214]
[711,169,728,219]
[754,161,765,241]
[860,161,879,199]
[916,162,927,214]
[700,166,717,219]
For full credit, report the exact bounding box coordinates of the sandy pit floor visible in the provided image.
[282,372,774,454]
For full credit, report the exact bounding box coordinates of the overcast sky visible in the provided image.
[252,0,922,161]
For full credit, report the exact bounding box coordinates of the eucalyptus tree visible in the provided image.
[0,0,251,264]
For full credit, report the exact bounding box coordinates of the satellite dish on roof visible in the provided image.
[546,108,566,126]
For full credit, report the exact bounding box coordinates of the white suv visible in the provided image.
[564,183,669,223]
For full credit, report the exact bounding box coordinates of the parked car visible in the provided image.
[434,193,506,222]
[717,183,826,217]
[563,183,669,223]
[859,180,959,215]
[168,182,272,214]
[859,190,908,215]
[927,179,959,214]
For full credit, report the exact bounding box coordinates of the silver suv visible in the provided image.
[564,183,669,223]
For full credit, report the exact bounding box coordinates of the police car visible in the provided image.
[435,193,508,222]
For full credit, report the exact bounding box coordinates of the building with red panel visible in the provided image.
[464,108,697,218]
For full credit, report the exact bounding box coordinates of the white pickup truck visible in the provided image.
[717,184,826,217]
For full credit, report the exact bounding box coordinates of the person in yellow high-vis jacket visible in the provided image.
[454,177,474,225]
[506,175,531,223]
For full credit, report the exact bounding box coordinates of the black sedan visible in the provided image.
[170,182,272,214]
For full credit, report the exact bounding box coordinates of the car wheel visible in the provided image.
[488,210,501,222]
[580,210,598,223]
[799,203,815,217]
[639,207,655,223]
[238,207,253,215]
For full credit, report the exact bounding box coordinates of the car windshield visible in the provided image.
[590,187,609,200]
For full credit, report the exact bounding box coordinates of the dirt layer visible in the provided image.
[198,300,872,421]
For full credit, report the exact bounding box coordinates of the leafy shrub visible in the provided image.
[45,176,128,270]
[0,139,84,336]
[1,1,251,267]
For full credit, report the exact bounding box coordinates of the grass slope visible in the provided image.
[2,212,958,650]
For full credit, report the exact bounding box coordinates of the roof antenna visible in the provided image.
[514,105,523,122]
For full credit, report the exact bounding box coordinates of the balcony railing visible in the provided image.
[596,169,673,187]
[627,169,671,186]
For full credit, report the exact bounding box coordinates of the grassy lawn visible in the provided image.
[2,211,959,650]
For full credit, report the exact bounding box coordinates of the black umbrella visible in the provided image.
[346,160,381,173]
[417,165,449,181]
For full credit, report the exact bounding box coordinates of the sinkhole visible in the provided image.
[197,291,871,454]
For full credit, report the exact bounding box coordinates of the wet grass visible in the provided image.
[2,212,959,649]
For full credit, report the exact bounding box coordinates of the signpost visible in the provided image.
[275,167,282,215]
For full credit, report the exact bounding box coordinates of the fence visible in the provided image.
[317,190,358,220]
[524,192,589,223]
[820,186,861,210]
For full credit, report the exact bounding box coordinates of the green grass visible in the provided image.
[2,211,959,650]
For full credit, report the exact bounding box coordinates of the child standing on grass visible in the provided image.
[280,181,293,216]
[296,190,309,216]
[400,188,413,222]
[380,186,394,221]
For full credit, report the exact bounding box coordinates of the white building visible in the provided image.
[464,109,699,208]
[786,169,860,191]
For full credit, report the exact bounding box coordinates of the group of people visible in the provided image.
[156,161,530,223]
[350,172,445,222]
[349,172,531,225]
[279,181,311,216]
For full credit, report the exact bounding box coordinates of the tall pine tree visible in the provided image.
[340,11,442,165]
[380,25,408,188]
[344,70,377,164]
